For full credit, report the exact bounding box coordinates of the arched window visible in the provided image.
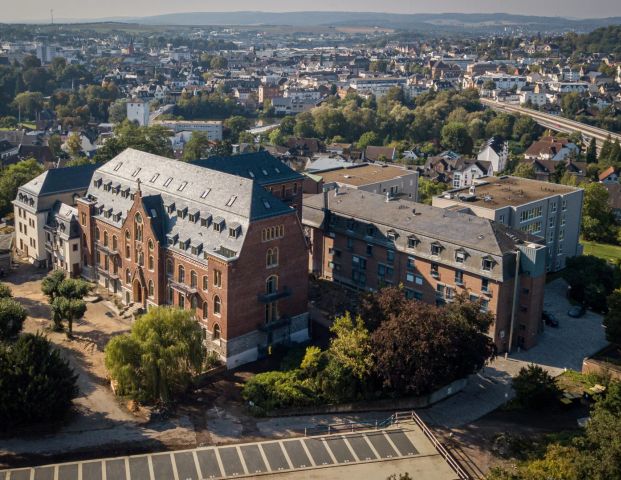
[148,280,154,297]
[190,296,198,309]
[202,275,208,291]
[125,229,130,241]
[190,270,198,288]
[148,239,154,251]
[214,295,221,315]
[202,301,208,319]
[112,235,118,251]
[266,275,278,295]
[266,247,279,267]
[148,255,154,270]
[125,269,131,283]
[95,227,100,241]
[137,251,144,266]
[166,258,173,276]
[125,243,130,259]
[213,324,221,340]
[178,265,185,283]
[82,233,87,247]
[103,231,108,246]
[134,213,143,241]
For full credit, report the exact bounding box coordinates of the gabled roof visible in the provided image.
[599,166,617,181]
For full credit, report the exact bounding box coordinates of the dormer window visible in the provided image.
[482,257,494,272]
[387,230,398,241]
[229,223,241,238]
[177,207,188,219]
[94,178,102,188]
[366,225,375,237]
[431,243,442,256]
[213,217,225,232]
[166,203,175,214]
[189,211,200,223]
[455,250,467,263]
[201,214,212,227]
[408,236,419,248]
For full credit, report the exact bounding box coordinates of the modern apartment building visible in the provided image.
[432,176,584,272]
[304,186,548,352]
[77,149,308,367]
[13,164,99,272]
[153,120,224,141]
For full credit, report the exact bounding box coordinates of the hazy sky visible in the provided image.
[6,0,621,22]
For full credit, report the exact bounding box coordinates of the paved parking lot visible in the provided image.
[0,425,459,480]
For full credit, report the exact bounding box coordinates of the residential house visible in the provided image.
[477,137,509,173]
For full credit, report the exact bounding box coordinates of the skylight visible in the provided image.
[200,189,211,198]
[131,167,141,177]
[163,177,173,187]
[226,195,237,207]
[114,162,122,171]
[178,181,188,192]
[150,173,159,183]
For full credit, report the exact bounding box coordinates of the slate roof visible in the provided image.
[86,149,295,262]
[303,187,537,257]
[191,150,304,186]
[20,163,99,197]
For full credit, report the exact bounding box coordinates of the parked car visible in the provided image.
[568,305,586,318]
[543,311,559,327]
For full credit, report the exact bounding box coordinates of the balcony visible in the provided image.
[97,266,119,280]
[258,287,292,303]
[169,279,198,296]
[95,242,119,256]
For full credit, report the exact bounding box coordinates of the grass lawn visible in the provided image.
[582,240,621,263]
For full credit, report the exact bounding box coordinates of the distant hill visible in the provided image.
[113,11,621,33]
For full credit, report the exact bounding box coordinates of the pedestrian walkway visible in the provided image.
[0,416,463,480]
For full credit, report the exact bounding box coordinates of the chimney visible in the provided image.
[385,192,391,203]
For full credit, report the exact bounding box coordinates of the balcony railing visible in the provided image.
[169,279,198,295]
[95,242,119,256]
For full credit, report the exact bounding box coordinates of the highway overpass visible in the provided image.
[480,98,621,150]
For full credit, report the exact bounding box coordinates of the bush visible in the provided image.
[242,370,316,412]
[0,297,27,341]
[513,364,560,409]
[0,333,79,429]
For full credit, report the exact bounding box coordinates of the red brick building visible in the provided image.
[303,186,548,353]
[78,149,308,368]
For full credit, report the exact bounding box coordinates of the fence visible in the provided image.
[302,410,471,480]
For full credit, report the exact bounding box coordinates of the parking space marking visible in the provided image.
[173,451,198,480]
[385,430,419,456]
[191,451,203,480]
[150,454,173,480]
[33,466,54,480]
[365,431,398,458]
[344,434,376,461]
[382,431,404,457]
[298,439,317,467]
[262,442,292,472]
[340,436,361,462]
[282,440,311,468]
[218,447,245,477]
[169,453,180,480]
[256,444,273,473]
[239,444,268,475]
[235,446,249,476]
[195,449,221,479]
[321,438,339,464]
[58,464,78,480]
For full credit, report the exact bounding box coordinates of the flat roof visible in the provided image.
[439,176,581,209]
[319,164,414,187]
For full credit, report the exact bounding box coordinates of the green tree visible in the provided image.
[12,91,43,119]
[224,115,250,143]
[51,297,86,338]
[0,298,27,341]
[356,131,381,150]
[181,132,212,161]
[604,290,621,345]
[0,333,79,429]
[66,132,83,158]
[47,134,63,158]
[41,270,67,302]
[293,112,316,138]
[94,121,174,163]
[417,178,446,205]
[561,92,585,117]
[441,122,473,154]
[512,162,537,179]
[0,158,44,214]
[108,100,127,124]
[564,255,619,311]
[268,128,287,146]
[599,135,614,163]
[512,364,560,409]
[104,307,205,404]
[326,313,372,382]
[582,182,616,242]
[586,137,598,163]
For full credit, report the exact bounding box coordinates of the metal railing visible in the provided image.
[301,410,471,480]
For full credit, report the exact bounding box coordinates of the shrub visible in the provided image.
[242,370,316,412]
[0,333,79,429]
[513,364,560,409]
[0,297,27,341]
